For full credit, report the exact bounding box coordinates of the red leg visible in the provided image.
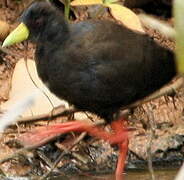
[19,121,95,147]
[20,120,128,147]
[19,118,129,178]
[116,140,129,178]
[111,118,129,178]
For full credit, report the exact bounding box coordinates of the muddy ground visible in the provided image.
[0,0,183,179]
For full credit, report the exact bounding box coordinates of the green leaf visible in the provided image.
[103,0,118,4]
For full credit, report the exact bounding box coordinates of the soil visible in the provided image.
[0,0,183,179]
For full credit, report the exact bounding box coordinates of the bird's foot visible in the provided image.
[18,121,92,148]
[18,117,129,178]
[111,118,129,179]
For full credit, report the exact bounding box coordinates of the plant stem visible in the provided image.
[64,0,70,21]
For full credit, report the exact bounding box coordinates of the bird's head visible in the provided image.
[2,1,67,47]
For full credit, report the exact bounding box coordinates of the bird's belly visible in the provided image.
[47,78,133,116]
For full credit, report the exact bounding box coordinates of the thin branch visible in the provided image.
[146,103,156,180]
[15,106,78,123]
[39,132,88,180]
[0,124,101,166]
[6,77,182,125]
[122,77,184,110]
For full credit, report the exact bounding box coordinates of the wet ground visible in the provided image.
[50,169,177,180]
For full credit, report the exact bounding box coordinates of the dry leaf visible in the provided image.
[71,0,103,6]
[107,4,145,33]
[1,59,68,117]
[0,20,10,41]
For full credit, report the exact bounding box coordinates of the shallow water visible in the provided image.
[124,169,177,180]
[51,169,178,180]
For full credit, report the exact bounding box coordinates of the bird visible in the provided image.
[2,0,177,178]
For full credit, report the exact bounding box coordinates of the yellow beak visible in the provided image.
[2,23,29,47]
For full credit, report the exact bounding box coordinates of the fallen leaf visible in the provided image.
[1,59,68,117]
[71,0,103,6]
[107,4,145,33]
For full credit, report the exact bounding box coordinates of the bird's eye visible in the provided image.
[35,17,43,26]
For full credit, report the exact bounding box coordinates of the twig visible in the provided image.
[0,121,92,165]
[55,132,88,164]
[146,103,156,180]
[84,112,95,122]
[39,132,87,180]
[0,120,105,166]
[11,77,183,125]
[24,42,55,110]
[37,150,54,168]
[16,107,78,123]
[122,77,184,110]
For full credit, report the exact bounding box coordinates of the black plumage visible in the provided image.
[20,1,176,121]
[3,1,178,176]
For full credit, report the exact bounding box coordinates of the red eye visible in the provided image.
[35,18,43,26]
